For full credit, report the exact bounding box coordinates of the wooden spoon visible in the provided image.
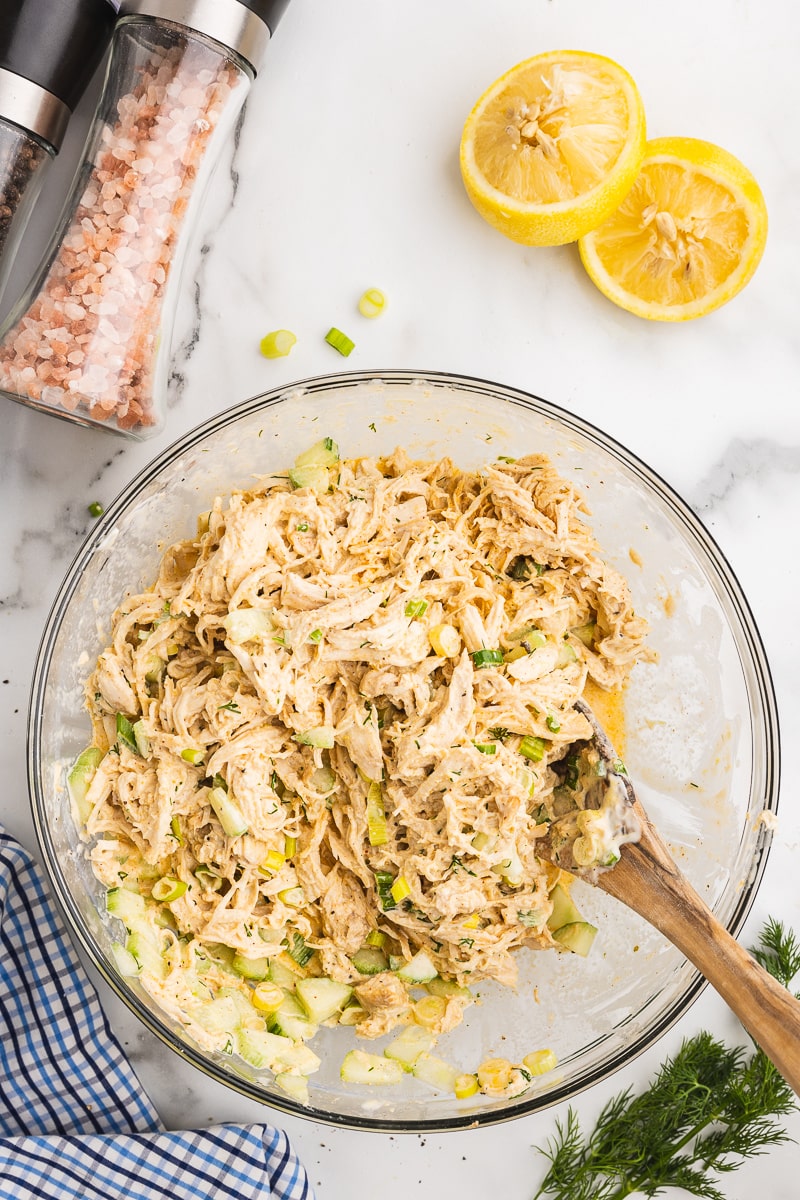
[539,699,800,1095]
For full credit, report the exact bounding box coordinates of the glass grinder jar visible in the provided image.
[0,0,115,300]
[0,0,290,437]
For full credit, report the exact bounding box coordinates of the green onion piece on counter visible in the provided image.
[180,747,205,765]
[520,735,547,763]
[470,648,504,669]
[325,327,355,356]
[357,288,387,319]
[151,876,187,903]
[366,781,389,847]
[259,329,297,359]
[88,501,104,518]
[404,598,428,619]
[545,714,561,733]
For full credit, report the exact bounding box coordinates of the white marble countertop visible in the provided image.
[2,1,799,1195]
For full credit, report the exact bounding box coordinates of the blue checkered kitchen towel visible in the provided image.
[0,824,315,1200]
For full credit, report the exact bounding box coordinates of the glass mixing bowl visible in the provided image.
[28,370,780,1131]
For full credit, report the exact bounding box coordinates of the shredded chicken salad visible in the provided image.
[70,440,654,1099]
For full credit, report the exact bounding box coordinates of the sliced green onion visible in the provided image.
[260,329,296,359]
[470,832,490,851]
[88,501,104,518]
[470,648,504,669]
[277,886,306,907]
[209,785,249,837]
[523,1048,558,1076]
[325,327,355,357]
[375,870,397,911]
[564,754,580,789]
[308,628,322,644]
[366,781,389,847]
[520,735,547,763]
[473,742,497,755]
[287,931,314,967]
[259,849,286,874]
[151,876,187,903]
[296,521,309,532]
[454,1072,479,1099]
[404,598,428,619]
[115,713,138,754]
[284,835,297,858]
[251,980,285,1014]
[366,929,388,948]
[390,876,411,904]
[357,288,386,319]
[170,815,184,844]
[181,747,205,765]
[545,714,561,733]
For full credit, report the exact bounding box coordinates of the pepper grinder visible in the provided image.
[0,0,115,301]
[0,0,290,437]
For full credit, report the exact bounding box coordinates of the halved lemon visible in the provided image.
[578,137,768,320]
[459,50,646,247]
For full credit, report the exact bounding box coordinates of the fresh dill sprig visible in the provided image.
[533,920,799,1200]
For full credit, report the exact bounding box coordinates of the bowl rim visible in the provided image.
[27,367,781,1132]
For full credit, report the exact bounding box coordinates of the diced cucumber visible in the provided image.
[267,995,319,1042]
[338,1002,365,1026]
[126,929,167,981]
[67,747,104,823]
[295,977,353,1023]
[190,996,242,1036]
[223,608,274,645]
[110,941,140,977]
[425,977,472,1001]
[570,620,597,648]
[384,1025,436,1071]
[294,437,340,469]
[216,986,264,1025]
[269,959,301,990]
[556,641,578,668]
[236,1027,293,1069]
[552,921,598,957]
[340,1049,404,1086]
[273,1042,321,1076]
[232,952,271,982]
[209,786,248,838]
[395,949,438,984]
[275,1072,310,1104]
[294,725,336,749]
[351,945,389,975]
[547,883,584,933]
[412,1052,459,1093]
[288,465,330,494]
[106,886,146,924]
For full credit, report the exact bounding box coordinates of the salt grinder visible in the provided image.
[0,0,290,437]
[0,0,115,298]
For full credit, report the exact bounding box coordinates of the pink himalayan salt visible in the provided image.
[0,38,240,433]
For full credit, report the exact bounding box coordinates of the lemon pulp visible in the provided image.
[460,51,646,246]
[578,137,768,320]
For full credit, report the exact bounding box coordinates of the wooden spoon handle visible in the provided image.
[599,829,800,1095]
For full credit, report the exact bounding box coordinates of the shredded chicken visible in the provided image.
[79,448,654,1040]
